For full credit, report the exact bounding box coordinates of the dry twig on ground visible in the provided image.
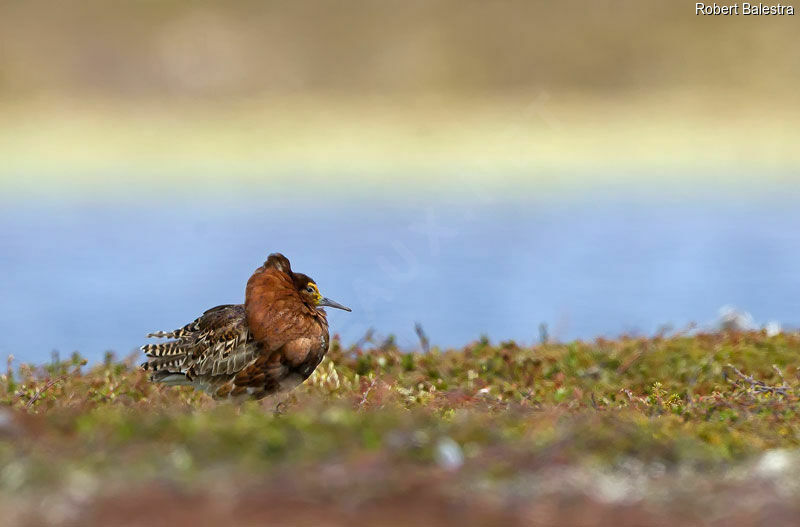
[725,364,791,397]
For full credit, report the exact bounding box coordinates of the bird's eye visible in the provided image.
[306,286,315,293]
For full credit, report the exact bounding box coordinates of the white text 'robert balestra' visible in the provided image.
[696,3,795,14]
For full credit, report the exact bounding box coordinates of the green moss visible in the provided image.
[1,331,800,494]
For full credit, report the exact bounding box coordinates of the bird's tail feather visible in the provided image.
[141,341,188,358]
[145,322,196,340]
[142,354,187,372]
[149,371,192,386]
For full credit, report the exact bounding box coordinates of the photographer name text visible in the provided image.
[696,3,794,14]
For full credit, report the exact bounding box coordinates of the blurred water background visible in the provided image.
[3,187,799,362]
[1,1,799,362]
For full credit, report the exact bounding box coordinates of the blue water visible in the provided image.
[2,191,799,363]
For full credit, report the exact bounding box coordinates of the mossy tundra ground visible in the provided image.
[2,331,800,526]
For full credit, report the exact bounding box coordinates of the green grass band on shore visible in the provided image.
[3,95,800,201]
[2,331,800,524]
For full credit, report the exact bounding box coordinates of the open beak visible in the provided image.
[318,297,352,312]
